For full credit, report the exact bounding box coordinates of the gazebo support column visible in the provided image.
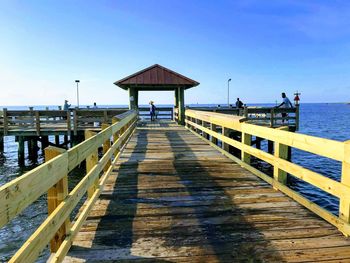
[129,88,137,110]
[177,87,185,125]
[174,88,179,108]
[134,89,139,109]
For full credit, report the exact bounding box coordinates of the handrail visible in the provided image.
[0,108,128,135]
[138,107,174,120]
[188,106,299,129]
[185,109,350,236]
[0,110,138,262]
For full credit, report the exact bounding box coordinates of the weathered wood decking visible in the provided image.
[64,120,350,262]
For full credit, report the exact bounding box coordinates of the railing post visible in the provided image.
[340,140,350,226]
[222,127,230,152]
[273,127,289,185]
[45,146,69,253]
[3,108,8,136]
[112,117,120,157]
[35,111,40,136]
[270,108,275,127]
[241,132,252,164]
[210,123,217,145]
[102,123,111,172]
[243,106,248,118]
[201,120,207,139]
[67,110,71,137]
[73,109,78,136]
[85,130,98,199]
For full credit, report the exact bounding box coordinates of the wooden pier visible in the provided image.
[1,110,350,262]
[1,65,349,262]
[64,119,350,262]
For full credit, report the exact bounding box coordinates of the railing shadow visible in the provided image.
[161,130,283,262]
[68,129,170,262]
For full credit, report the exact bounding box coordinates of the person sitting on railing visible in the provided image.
[150,101,156,121]
[276,92,293,123]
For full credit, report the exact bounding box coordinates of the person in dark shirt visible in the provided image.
[235,98,244,108]
[149,101,156,121]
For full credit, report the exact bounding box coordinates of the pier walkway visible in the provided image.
[63,120,350,262]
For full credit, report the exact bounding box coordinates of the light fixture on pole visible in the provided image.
[227,78,232,106]
[75,80,80,108]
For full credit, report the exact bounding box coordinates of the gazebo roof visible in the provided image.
[114,64,199,90]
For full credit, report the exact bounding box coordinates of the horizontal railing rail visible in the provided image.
[188,106,299,129]
[0,108,128,135]
[0,110,138,263]
[185,109,350,236]
[138,107,174,120]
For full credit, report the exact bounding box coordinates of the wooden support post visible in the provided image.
[243,106,248,118]
[129,88,136,110]
[66,110,71,137]
[134,89,139,109]
[55,135,60,145]
[45,146,69,252]
[201,120,208,139]
[273,126,289,185]
[241,132,252,164]
[210,123,218,145]
[0,134,3,153]
[268,140,274,154]
[270,108,275,127]
[256,137,261,149]
[222,127,230,152]
[73,110,78,136]
[112,117,120,157]
[41,136,49,150]
[177,87,185,125]
[174,89,179,108]
[102,123,111,172]
[28,138,38,160]
[103,110,108,123]
[18,136,25,165]
[35,111,40,136]
[339,141,350,227]
[64,135,68,145]
[295,104,300,131]
[3,108,8,136]
[85,130,98,199]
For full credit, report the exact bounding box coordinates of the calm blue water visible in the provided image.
[0,103,350,261]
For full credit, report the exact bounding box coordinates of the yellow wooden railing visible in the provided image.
[0,110,138,263]
[185,109,350,236]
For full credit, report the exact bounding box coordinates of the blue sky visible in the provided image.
[0,0,350,106]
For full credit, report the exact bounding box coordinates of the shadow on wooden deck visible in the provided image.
[67,127,284,262]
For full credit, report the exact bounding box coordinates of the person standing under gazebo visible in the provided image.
[149,101,156,121]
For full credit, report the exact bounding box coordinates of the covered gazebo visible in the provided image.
[114,64,199,124]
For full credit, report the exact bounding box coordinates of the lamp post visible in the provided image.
[75,80,80,108]
[227,78,231,106]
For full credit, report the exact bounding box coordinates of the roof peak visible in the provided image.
[114,64,199,90]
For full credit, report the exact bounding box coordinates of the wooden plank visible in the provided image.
[45,146,69,253]
[187,126,350,236]
[3,108,8,136]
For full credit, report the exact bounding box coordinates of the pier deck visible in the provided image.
[64,120,350,262]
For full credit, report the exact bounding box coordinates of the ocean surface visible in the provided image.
[1,103,350,262]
